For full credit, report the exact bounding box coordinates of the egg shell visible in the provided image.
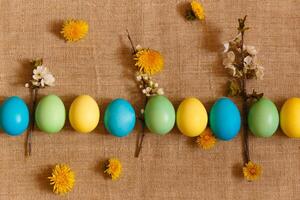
[0,96,29,136]
[176,97,208,137]
[69,95,100,133]
[144,95,175,135]
[209,97,241,141]
[35,94,66,134]
[248,97,279,137]
[280,97,300,138]
[104,98,136,137]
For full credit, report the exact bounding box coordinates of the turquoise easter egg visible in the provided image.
[104,98,136,137]
[0,96,29,136]
[144,95,175,135]
[209,97,241,141]
[35,94,66,134]
[248,97,279,137]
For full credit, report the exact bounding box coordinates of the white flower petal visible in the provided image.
[157,88,164,95]
[255,65,264,80]
[223,58,232,66]
[40,79,45,87]
[225,64,237,76]
[146,87,151,92]
[246,45,257,55]
[136,45,142,51]
[43,73,55,86]
[32,74,41,81]
[244,56,253,65]
[223,42,229,53]
[32,80,40,86]
[136,75,142,81]
[227,51,235,62]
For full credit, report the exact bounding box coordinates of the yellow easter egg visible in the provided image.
[176,97,208,137]
[69,95,100,133]
[280,97,300,138]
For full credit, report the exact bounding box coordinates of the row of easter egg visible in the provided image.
[0,95,136,137]
[1,95,300,139]
[178,97,300,139]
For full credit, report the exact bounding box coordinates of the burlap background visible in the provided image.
[0,0,299,199]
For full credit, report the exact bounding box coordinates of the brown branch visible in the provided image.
[134,96,148,157]
[26,87,38,156]
[238,15,251,164]
[125,31,147,157]
[126,29,137,54]
[241,79,250,163]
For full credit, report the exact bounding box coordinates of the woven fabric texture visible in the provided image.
[0,0,299,199]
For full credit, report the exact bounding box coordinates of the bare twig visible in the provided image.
[26,88,38,156]
[126,30,147,158]
[238,15,251,164]
[126,29,137,54]
[134,97,148,157]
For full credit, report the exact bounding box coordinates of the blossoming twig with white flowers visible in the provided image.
[126,30,164,157]
[25,59,55,156]
[222,16,263,181]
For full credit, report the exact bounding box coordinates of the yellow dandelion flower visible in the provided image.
[191,0,205,20]
[134,49,164,75]
[61,19,88,42]
[104,158,122,180]
[243,161,262,181]
[196,128,216,150]
[48,164,75,195]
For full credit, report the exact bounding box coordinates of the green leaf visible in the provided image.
[31,58,43,68]
[248,89,264,100]
[228,79,241,97]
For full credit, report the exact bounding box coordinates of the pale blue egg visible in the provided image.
[0,96,30,136]
[209,97,241,141]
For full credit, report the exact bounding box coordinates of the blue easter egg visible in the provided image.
[0,96,30,136]
[104,98,136,137]
[209,97,241,141]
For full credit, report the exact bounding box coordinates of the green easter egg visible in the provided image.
[144,95,175,135]
[248,97,279,137]
[35,94,66,134]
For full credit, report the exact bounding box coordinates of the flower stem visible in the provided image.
[126,29,137,54]
[239,15,251,164]
[26,87,38,156]
[135,97,148,157]
[126,30,147,157]
[241,79,250,163]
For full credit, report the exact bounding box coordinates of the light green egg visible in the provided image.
[248,97,279,137]
[35,94,66,134]
[144,95,175,135]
